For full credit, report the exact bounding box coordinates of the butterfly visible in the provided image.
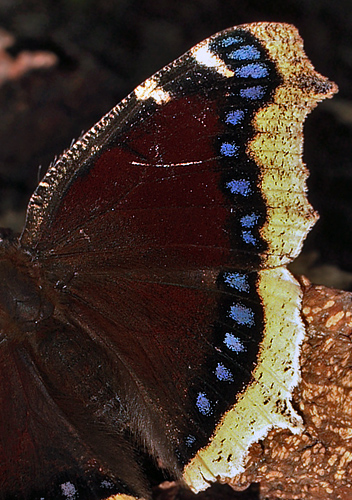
[0,22,337,500]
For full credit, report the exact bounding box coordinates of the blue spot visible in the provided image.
[196,392,212,416]
[242,230,257,245]
[223,271,250,293]
[236,63,269,79]
[240,213,259,228]
[229,303,255,326]
[226,179,252,196]
[215,363,234,382]
[185,435,196,447]
[60,482,77,500]
[229,45,261,60]
[101,480,114,489]
[224,333,246,353]
[220,36,243,47]
[225,109,245,126]
[220,142,239,157]
[240,85,266,100]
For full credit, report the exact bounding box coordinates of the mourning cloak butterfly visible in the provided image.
[0,23,337,500]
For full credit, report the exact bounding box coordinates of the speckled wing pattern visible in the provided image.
[182,22,338,490]
[0,22,337,500]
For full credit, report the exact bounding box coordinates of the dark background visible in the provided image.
[0,0,351,288]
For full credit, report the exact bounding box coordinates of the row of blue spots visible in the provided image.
[222,272,251,383]
[191,33,268,446]
[214,34,269,100]
[194,273,255,418]
[194,333,247,419]
[191,274,257,426]
[193,270,252,418]
[195,361,237,417]
[240,212,260,246]
[193,33,264,427]
[220,107,245,158]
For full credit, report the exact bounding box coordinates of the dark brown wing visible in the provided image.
[0,23,337,500]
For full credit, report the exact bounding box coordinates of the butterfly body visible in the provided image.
[0,23,337,500]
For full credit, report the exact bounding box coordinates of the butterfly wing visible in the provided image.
[0,22,337,499]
